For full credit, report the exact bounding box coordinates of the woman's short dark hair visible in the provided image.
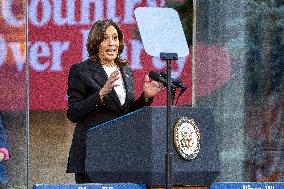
[87,19,127,66]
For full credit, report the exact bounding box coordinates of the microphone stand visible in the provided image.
[171,88,177,105]
[160,52,178,189]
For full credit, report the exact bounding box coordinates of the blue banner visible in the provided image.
[33,183,146,189]
[211,182,284,189]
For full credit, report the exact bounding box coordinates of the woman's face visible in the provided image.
[98,25,120,65]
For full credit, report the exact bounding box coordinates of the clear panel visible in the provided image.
[0,0,28,188]
[194,0,284,182]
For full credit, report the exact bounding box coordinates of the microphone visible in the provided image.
[159,72,187,92]
[172,78,187,92]
[148,71,176,88]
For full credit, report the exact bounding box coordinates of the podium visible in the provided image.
[85,107,220,186]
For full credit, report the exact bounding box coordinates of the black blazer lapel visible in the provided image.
[87,59,122,108]
[121,66,135,102]
[87,60,108,87]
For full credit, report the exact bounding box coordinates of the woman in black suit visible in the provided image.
[66,19,163,183]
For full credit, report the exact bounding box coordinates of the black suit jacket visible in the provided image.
[66,59,152,173]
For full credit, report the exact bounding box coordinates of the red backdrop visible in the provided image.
[0,0,192,110]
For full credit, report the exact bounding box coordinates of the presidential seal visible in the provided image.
[174,117,200,160]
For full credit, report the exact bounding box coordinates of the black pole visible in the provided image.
[166,59,173,189]
[160,53,178,189]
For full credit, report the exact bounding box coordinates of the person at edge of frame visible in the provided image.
[0,114,10,189]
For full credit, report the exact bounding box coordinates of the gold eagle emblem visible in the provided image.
[174,117,200,160]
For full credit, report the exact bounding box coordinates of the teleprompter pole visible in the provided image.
[160,52,178,189]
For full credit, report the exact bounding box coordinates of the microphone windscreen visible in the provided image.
[148,71,160,81]
[159,71,167,79]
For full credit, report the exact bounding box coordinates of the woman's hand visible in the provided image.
[0,152,4,162]
[143,75,164,99]
[99,69,120,100]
